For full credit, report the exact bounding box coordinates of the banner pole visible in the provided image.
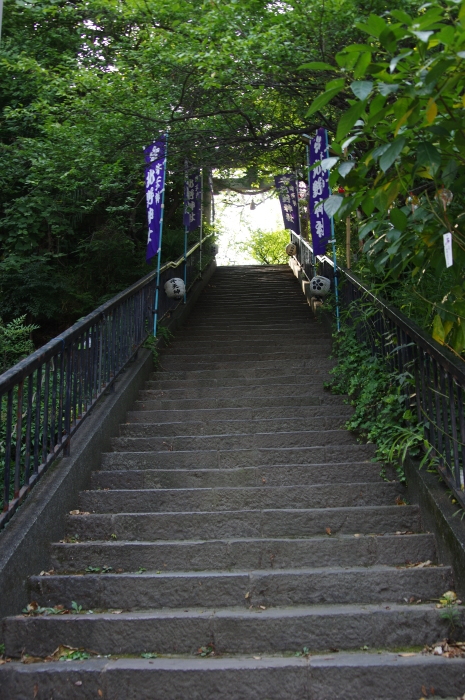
[324,130,340,332]
[199,169,204,275]
[153,133,169,337]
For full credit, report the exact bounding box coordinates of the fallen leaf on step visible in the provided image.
[395,496,407,506]
[259,605,266,610]
[69,510,90,516]
[245,591,251,599]
[39,570,54,576]
[398,652,417,657]
[33,684,38,698]
[111,609,123,614]
[253,656,261,660]
[325,527,332,536]
[354,534,361,538]
[261,478,266,484]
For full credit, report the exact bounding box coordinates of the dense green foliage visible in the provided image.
[327,311,425,480]
[0,0,422,341]
[303,0,465,353]
[0,315,38,373]
[238,228,290,265]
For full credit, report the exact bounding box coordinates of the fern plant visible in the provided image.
[0,316,39,374]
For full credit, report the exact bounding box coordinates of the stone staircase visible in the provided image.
[2,265,465,699]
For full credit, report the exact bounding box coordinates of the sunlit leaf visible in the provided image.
[379,138,406,172]
[298,62,336,71]
[324,195,343,217]
[351,81,373,100]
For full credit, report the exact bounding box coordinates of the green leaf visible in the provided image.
[298,61,336,71]
[379,28,398,52]
[378,83,400,96]
[390,10,413,25]
[389,208,408,231]
[336,100,366,141]
[355,14,387,39]
[351,81,373,100]
[338,161,356,178]
[416,142,442,174]
[379,138,406,172]
[321,157,339,171]
[389,51,413,73]
[306,87,343,117]
[323,195,344,217]
[361,196,375,217]
[411,30,434,42]
[354,52,372,79]
[325,78,346,90]
[432,314,445,344]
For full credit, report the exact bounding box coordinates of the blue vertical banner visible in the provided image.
[183,168,202,231]
[144,138,167,262]
[309,127,332,256]
[275,174,300,234]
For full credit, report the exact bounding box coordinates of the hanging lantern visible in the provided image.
[309,276,331,297]
[210,244,219,256]
[164,278,185,299]
[285,243,297,256]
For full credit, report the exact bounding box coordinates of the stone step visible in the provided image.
[156,358,337,374]
[50,533,437,574]
[64,505,421,542]
[126,405,352,424]
[2,653,465,700]
[110,429,359,453]
[146,372,333,389]
[28,565,453,611]
[3,603,453,658]
[158,358,336,372]
[172,329,327,341]
[133,393,349,411]
[159,351,329,366]
[78,483,402,515]
[91,462,385,490]
[160,341,330,357]
[119,417,349,438]
[138,382,335,400]
[101,444,376,470]
[151,362,336,381]
[170,332,331,345]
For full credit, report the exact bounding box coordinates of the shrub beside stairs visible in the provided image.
[1,265,465,699]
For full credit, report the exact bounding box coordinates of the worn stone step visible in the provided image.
[3,603,453,658]
[159,351,329,367]
[173,329,328,341]
[2,653,465,700]
[119,417,349,439]
[133,393,349,411]
[151,362,336,381]
[101,444,376,471]
[158,358,337,372]
[28,565,453,611]
[155,358,337,377]
[50,533,437,574]
[160,342,330,358]
[146,372,334,390]
[126,405,352,424]
[91,462,385,490]
[110,429,359,453]
[138,383,335,400]
[79,482,402,515]
[64,505,421,542]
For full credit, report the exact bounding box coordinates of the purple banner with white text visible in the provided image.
[275,174,300,234]
[144,138,166,262]
[309,128,331,256]
[183,168,202,231]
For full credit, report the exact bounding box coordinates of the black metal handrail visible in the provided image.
[0,235,215,528]
[291,231,465,507]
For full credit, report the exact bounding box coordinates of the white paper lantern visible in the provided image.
[285,243,297,256]
[309,276,331,297]
[210,244,219,256]
[164,278,185,299]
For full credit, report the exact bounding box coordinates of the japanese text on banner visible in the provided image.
[275,174,300,234]
[144,139,166,262]
[309,128,331,256]
[184,168,202,231]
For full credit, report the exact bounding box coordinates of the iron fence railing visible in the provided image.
[0,235,215,528]
[290,231,465,509]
